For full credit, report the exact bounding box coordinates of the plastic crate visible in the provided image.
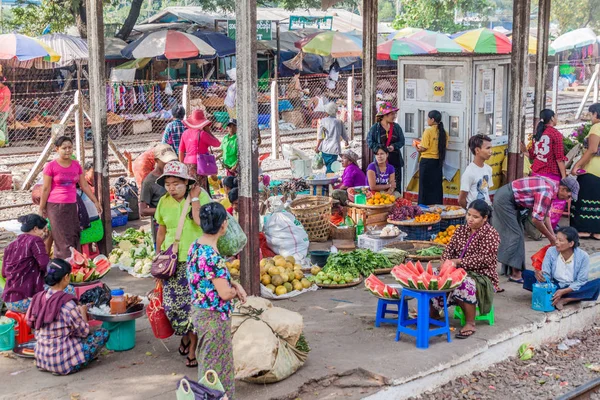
[111,214,128,227]
[357,235,403,252]
[403,222,440,241]
[258,114,270,127]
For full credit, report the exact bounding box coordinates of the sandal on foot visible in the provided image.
[508,277,524,284]
[178,338,191,356]
[456,329,476,339]
[186,357,198,368]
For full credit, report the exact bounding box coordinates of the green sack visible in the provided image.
[217,213,248,257]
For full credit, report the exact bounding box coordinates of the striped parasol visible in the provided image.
[34,34,88,69]
[121,30,216,60]
[452,28,512,54]
[388,28,464,53]
[295,31,363,58]
[0,33,60,68]
[377,38,437,60]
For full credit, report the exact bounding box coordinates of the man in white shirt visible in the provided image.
[459,134,493,208]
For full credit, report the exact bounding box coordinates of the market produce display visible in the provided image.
[441,205,466,217]
[434,225,459,245]
[364,274,400,299]
[323,249,392,278]
[391,260,467,291]
[109,228,155,276]
[276,178,309,194]
[378,248,408,266]
[377,225,402,238]
[225,259,241,278]
[309,268,360,286]
[260,255,314,296]
[68,248,111,283]
[366,192,395,206]
[415,246,445,257]
[414,213,441,224]
[388,204,423,221]
[394,198,413,208]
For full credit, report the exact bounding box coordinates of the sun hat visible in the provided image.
[560,175,580,201]
[183,109,211,130]
[324,102,338,117]
[376,101,399,117]
[341,149,359,165]
[153,144,178,164]
[156,161,196,187]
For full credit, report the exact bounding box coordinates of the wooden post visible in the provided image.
[551,65,559,111]
[86,0,112,254]
[182,84,190,116]
[74,90,85,164]
[270,80,279,159]
[507,0,531,182]
[236,0,261,296]
[533,0,551,130]
[347,75,354,141]
[361,0,377,169]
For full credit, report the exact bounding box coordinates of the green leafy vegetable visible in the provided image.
[296,334,310,353]
[416,246,445,257]
[323,249,392,277]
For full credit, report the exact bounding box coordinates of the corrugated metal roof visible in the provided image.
[140,7,393,34]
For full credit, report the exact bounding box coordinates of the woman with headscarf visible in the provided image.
[315,102,349,173]
[367,102,405,193]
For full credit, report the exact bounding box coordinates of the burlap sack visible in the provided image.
[260,307,304,347]
[232,318,278,379]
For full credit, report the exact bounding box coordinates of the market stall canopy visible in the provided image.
[105,37,128,60]
[377,38,437,60]
[191,31,236,58]
[452,28,511,54]
[387,28,464,53]
[121,30,216,60]
[295,31,363,58]
[34,34,88,69]
[526,36,556,56]
[551,28,597,54]
[0,33,60,68]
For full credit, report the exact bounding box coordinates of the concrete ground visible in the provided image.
[2,226,600,400]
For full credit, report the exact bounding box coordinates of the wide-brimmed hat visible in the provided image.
[183,109,211,130]
[156,161,196,187]
[376,102,399,117]
[341,149,359,165]
[560,175,580,201]
[153,144,178,164]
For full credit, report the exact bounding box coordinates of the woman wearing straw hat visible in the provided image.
[367,102,405,193]
[315,102,349,173]
[155,161,211,368]
[179,109,221,190]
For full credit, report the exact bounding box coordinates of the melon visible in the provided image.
[415,261,424,274]
[70,248,88,266]
[83,269,95,281]
[392,272,411,288]
[429,277,439,290]
[439,276,453,290]
[426,262,433,276]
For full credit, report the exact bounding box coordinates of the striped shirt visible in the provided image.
[1,234,49,303]
[162,119,186,156]
[511,176,558,221]
[28,290,89,375]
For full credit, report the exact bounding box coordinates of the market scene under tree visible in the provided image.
[3,0,600,398]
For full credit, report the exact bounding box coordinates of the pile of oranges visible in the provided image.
[434,225,459,245]
[366,192,396,206]
[414,213,441,224]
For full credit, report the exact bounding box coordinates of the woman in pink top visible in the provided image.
[39,136,101,259]
[179,110,220,189]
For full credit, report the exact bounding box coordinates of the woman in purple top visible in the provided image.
[366,146,396,194]
[336,150,366,190]
[2,214,50,313]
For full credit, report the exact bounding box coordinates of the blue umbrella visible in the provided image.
[191,31,236,58]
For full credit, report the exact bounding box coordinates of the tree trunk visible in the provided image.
[76,2,87,39]
[115,0,144,40]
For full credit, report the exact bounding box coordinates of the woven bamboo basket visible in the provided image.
[290,196,332,242]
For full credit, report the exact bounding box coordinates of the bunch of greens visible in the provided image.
[323,249,393,277]
[416,246,445,257]
[296,334,310,353]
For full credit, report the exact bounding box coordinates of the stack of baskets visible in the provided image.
[290,196,332,242]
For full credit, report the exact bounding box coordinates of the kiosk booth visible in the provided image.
[397,54,511,203]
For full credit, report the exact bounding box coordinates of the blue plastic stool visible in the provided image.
[375,298,408,327]
[453,304,495,326]
[396,289,452,349]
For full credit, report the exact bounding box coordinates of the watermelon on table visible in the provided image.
[69,247,88,266]
[429,277,439,290]
[415,261,424,274]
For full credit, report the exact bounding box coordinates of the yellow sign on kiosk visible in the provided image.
[433,81,445,97]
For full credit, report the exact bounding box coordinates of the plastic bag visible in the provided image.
[263,211,309,262]
[79,284,112,308]
[217,213,248,257]
[175,376,226,400]
[164,81,173,96]
[312,152,324,170]
[531,244,551,271]
[260,283,318,300]
[282,144,310,161]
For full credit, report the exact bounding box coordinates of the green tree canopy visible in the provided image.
[551,0,600,35]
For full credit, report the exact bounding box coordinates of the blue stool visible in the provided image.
[375,298,408,327]
[396,289,452,349]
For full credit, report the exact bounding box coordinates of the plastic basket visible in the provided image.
[0,318,16,351]
[289,196,332,242]
[532,281,557,312]
[440,217,466,231]
[403,222,441,241]
[111,214,128,228]
[103,320,136,351]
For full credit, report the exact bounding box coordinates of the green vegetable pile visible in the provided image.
[323,249,393,277]
[296,334,310,353]
[378,248,408,266]
[416,246,445,257]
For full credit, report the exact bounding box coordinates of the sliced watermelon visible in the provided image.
[426,262,433,276]
[415,261,424,275]
[429,277,439,290]
[384,285,399,299]
[70,247,88,266]
[83,269,95,281]
[439,276,453,290]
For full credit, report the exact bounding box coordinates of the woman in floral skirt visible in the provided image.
[188,202,247,398]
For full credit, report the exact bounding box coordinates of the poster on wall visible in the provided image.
[484,92,494,114]
[482,70,494,92]
[451,80,464,104]
[433,81,445,97]
[405,79,417,101]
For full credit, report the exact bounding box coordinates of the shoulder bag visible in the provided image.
[196,130,219,176]
[151,197,191,280]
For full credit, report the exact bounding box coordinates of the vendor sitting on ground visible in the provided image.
[366,146,397,195]
[26,259,109,375]
[432,200,501,339]
[523,227,600,310]
[1,214,74,314]
[332,150,366,205]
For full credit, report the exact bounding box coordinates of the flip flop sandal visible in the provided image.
[186,357,198,368]
[456,329,476,339]
[178,338,191,356]
[508,277,524,284]
[496,288,506,293]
